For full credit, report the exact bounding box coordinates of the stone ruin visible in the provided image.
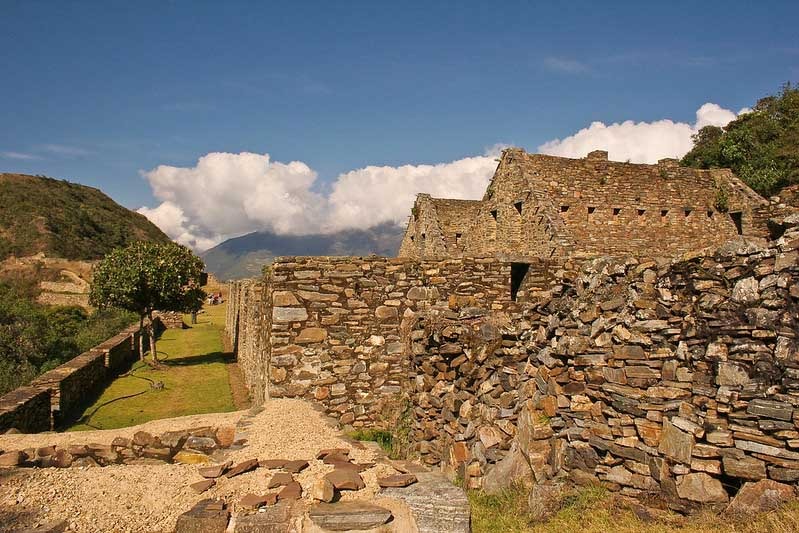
[226,149,799,513]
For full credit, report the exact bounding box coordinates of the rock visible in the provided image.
[71,456,99,468]
[747,399,794,421]
[159,430,189,449]
[375,306,399,320]
[316,448,349,459]
[325,469,365,490]
[658,420,694,464]
[478,426,504,449]
[233,503,292,532]
[0,450,25,467]
[132,430,155,447]
[283,459,309,473]
[311,478,335,502]
[51,449,73,468]
[527,483,563,521]
[382,472,470,533]
[215,426,236,448]
[716,362,750,387]
[141,446,173,462]
[190,479,215,493]
[174,499,229,533]
[259,459,288,469]
[239,493,269,510]
[225,458,258,478]
[722,455,767,480]
[308,502,392,531]
[322,453,351,465]
[732,277,760,304]
[273,291,300,306]
[110,437,131,449]
[277,481,302,501]
[481,446,534,494]
[198,463,230,479]
[378,473,418,488]
[267,472,294,488]
[185,436,218,453]
[295,327,327,344]
[675,473,729,503]
[728,479,795,514]
[272,307,308,323]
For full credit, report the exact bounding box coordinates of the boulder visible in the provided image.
[675,473,729,503]
[0,450,25,467]
[727,479,796,514]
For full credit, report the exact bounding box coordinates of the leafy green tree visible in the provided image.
[682,82,799,197]
[89,241,205,365]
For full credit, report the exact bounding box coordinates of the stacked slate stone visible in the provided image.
[411,221,798,510]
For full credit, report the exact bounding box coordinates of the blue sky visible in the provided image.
[1,1,797,247]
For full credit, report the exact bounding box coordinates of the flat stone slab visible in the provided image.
[381,472,470,533]
[259,459,288,469]
[239,493,276,510]
[190,479,215,493]
[198,462,230,479]
[378,474,418,488]
[225,458,258,478]
[277,481,302,501]
[283,459,309,473]
[308,501,392,531]
[316,448,349,459]
[267,472,294,488]
[325,469,365,490]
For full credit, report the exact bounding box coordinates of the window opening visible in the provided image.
[612,208,621,216]
[514,202,523,215]
[560,205,569,213]
[510,263,530,302]
[490,210,498,221]
[730,212,743,235]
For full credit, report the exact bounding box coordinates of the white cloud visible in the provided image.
[1,151,39,160]
[41,144,92,156]
[538,102,744,163]
[138,103,744,251]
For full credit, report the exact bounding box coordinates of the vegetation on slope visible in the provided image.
[0,173,170,261]
[69,301,235,431]
[0,280,136,395]
[682,82,799,197]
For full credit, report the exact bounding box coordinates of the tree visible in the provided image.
[89,241,205,365]
[682,82,799,197]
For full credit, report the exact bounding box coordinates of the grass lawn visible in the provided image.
[68,301,236,431]
[470,484,799,533]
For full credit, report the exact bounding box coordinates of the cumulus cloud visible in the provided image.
[139,150,499,250]
[138,103,745,251]
[538,102,745,163]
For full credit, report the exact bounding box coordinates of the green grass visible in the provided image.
[469,484,799,533]
[68,302,235,431]
[347,428,394,454]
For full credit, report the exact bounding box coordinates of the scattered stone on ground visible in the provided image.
[378,473,417,488]
[267,472,294,488]
[325,469,366,490]
[190,479,216,493]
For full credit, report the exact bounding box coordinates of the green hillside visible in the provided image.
[0,173,170,261]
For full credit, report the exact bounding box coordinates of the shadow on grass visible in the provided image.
[160,351,234,367]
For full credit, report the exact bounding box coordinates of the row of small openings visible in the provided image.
[563,205,725,219]
[409,233,427,242]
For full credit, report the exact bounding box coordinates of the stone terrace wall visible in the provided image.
[409,226,799,509]
[0,320,157,432]
[226,256,522,428]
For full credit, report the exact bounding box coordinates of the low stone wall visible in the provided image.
[0,318,161,432]
[0,387,51,434]
[226,279,268,403]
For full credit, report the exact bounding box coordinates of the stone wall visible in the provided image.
[227,256,522,427]
[408,224,799,509]
[0,320,159,432]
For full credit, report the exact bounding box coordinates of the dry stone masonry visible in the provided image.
[227,210,799,512]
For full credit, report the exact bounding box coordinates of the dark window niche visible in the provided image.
[511,262,530,302]
[587,206,596,215]
[514,202,523,215]
[730,212,743,235]
[612,208,621,216]
[661,209,669,218]
[637,209,646,217]
[490,210,498,221]
[684,209,692,217]
[560,205,569,213]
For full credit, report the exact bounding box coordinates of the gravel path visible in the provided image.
[0,399,397,533]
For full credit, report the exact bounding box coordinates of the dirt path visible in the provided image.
[225,358,252,410]
[0,399,398,533]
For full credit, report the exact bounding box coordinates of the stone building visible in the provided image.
[399,148,770,261]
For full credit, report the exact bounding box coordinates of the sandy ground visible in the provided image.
[0,399,398,533]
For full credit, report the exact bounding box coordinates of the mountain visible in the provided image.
[0,173,171,261]
[201,223,405,280]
